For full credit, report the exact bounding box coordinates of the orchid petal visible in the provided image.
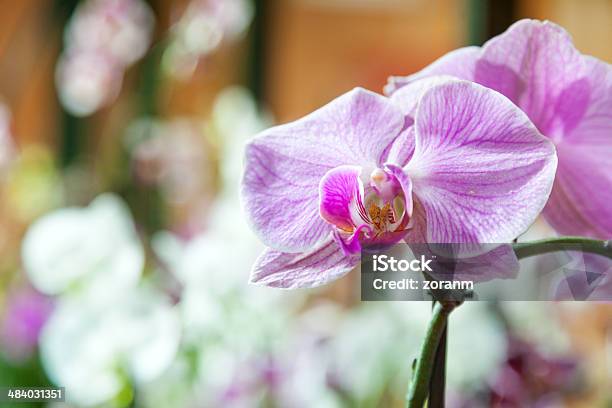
[471,20,587,133]
[389,75,458,118]
[543,145,612,238]
[385,47,479,95]
[249,239,359,288]
[386,20,582,131]
[384,126,416,167]
[385,78,460,168]
[386,20,607,140]
[241,88,405,252]
[543,57,612,238]
[407,79,557,243]
[332,225,369,255]
[319,165,364,231]
[561,57,612,146]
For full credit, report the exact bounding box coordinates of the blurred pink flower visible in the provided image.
[56,51,123,117]
[490,337,581,407]
[0,102,15,174]
[130,118,213,204]
[1,286,53,361]
[448,337,582,408]
[57,0,154,116]
[65,0,154,66]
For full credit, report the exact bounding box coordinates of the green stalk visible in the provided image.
[513,236,612,260]
[406,302,458,408]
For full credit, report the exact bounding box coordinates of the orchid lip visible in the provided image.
[319,165,412,255]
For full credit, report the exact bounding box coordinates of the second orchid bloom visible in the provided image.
[242,79,557,288]
[387,19,612,239]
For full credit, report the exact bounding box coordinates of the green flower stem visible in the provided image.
[406,301,458,408]
[513,236,612,260]
[405,236,610,408]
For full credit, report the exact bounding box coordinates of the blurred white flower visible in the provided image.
[500,302,570,353]
[315,302,505,400]
[328,302,430,401]
[56,51,123,117]
[151,86,270,299]
[148,226,302,406]
[57,0,155,116]
[124,88,267,233]
[137,354,197,408]
[153,199,296,343]
[171,209,260,290]
[163,0,254,79]
[447,303,507,390]
[22,194,144,303]
[270,303,405,408]
[267,303,428,407]
[149,154,303,406]
[40,285,180,406]
[65,0,154,66]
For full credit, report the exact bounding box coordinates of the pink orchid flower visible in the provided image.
[241,79,557,288]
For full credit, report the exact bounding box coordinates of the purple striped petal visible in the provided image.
[388,75,458,118]
[471,20,587,134]
[241,88,405,252]
[543,144,612,238]
[560,57,612,147]
[543,57,612,238]
[385,76,458,168]
[249,238,360,288]
[407,79,557,243]
[384,127,415,167]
